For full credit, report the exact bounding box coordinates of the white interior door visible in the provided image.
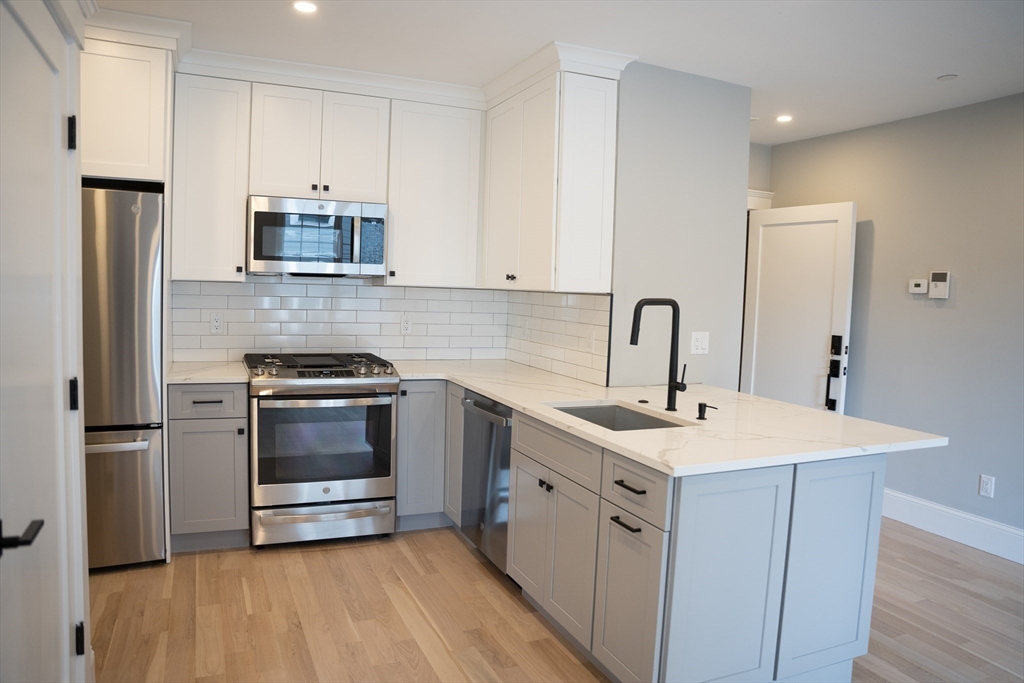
[1,2,83,681]
[740,202,856,413]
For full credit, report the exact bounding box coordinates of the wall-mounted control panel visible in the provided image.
[908,279,928,294]
[928,271,950,299]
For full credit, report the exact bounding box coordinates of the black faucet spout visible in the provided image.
[630,298,686,411]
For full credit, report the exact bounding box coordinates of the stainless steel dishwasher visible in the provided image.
[460,389,512,572]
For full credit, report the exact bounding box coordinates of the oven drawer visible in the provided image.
[169,384,247,419]
[251,500,395,546]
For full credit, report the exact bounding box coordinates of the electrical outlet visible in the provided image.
[979,474,995,498]
[691,331,709,355]
[210,312,224,335]
[401,313,412,335]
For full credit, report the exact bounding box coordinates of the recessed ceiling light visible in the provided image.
[776,115,793,123]
[937,74,958,81]
[293,1,317,13]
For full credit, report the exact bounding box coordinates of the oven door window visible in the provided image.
[256,398,392,485]
[252,211,354,264]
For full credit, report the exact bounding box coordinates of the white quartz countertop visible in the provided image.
[168,359,947,477]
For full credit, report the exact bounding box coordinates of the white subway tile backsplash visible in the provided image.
[450,313,493,325]
[450,337,491,348]
[256,309,307,323]
[173,294,227,309]
[282,323,331,336]
[172,322,209,335]
[171,281,201,295]
[333,297,381,311]
[228,296,279,309]
[201,309,254,322]
[357,335,406,348]
[172,309,200,322]
[175,336,200,349]
[332,323,380,336]
[385,348,428,361]
[427,324,472,336]
[255,335,306,348]
[381,299,428,312]
[173,348,227,362]
[403,336,449,348]
[356,311,402,323]
[282,297,331,310]
[229,322,281,335]
[306,284,358,298]
[427,348,471,360]
[427,300,473,313]
[472,348,506,360]
[307,310,357,323]
[307,336,356,347]
[471,301,507,314]
[404,287,450,300]
[357,285,405,299]
[451,289,493,302]
[255,283,307,297]
[201,335,255,349]
[201,282,254,296]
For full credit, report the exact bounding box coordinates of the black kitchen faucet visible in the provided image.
[629,298,687,411]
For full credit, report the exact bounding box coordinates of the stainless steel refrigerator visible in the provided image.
[82,180,165,568]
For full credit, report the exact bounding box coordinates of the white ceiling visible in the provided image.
[97,0,1024,145]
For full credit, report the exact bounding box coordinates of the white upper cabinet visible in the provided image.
[249,83,391,202]
[171,74,251,282]
[386,100,481,288]
[320,92,390,203]
[249,83,323,199]
[481,72,618,293]
[81,39,169,181]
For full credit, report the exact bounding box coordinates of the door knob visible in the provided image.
[0,519,43,558]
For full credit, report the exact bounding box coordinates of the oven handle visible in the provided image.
[256,505,392,525]
[259,397,392,409]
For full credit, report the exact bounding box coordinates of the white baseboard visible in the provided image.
[883,488,1024,564]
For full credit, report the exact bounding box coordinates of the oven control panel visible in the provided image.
[297,369,356,378]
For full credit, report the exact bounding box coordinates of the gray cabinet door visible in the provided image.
[543,470,600,648]
[775,454,886,679]
[397,380,447,516]
[169,418,248,534]
[444,382,464,524]
[592,500,669,683]
[661,465,794,682]
[507,449,550,599]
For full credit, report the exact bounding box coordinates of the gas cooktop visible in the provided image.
[243,352,399,393]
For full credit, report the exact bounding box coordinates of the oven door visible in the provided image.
[248,196,361,276]
[251,395,396,507]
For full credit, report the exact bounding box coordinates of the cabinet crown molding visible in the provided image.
[483,41,637,107]
[85,8,191,64]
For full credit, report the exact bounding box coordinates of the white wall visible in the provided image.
[608,63,751,389]
[748,142,771,191]
[770,94,1024,530]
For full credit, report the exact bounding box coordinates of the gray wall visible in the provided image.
[748,143,772,191]
[609,63,751,389]
[770,94,1024,529]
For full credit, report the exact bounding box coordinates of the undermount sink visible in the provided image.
[553,403,694,431]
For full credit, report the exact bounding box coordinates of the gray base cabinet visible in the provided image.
[396,380,447,517]
[775,454,886,679]
[169,407,249,535]
[592,499,670,683]
[660,465,794,683]
[443,382,464,524]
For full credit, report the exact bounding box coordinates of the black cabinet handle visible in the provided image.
[506,274,517,281]
[614,479,647,496]
[323,184,329,192]
[538,478,546,488]
[236,266,243,273]
[192,399,223,405]
[0,519,44,557]
[610,515,641,534]
[237,428,245,435]
[545,483,553,492]
[312,183,318,191]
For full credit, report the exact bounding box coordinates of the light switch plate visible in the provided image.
[691,331,709,355]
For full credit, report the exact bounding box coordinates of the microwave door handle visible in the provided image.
[352,216,361,264]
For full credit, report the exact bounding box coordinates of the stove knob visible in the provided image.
[384,365,394,375]
[356,365,368,376]
[371,365,382,375]
[252,366,266,376]
[268,366,279,376]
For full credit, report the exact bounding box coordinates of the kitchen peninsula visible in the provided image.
[168,358,946,683]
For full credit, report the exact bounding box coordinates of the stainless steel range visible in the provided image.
[244,352,399,546]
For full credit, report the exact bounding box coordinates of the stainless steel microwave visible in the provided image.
[247,196,387,277]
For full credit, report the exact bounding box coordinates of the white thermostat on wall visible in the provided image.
[909,279,928,294]
[928,271,950,299]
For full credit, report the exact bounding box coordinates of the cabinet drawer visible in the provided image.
[168,384,247,419]
[512,413,602,493]
[601,451,675,531]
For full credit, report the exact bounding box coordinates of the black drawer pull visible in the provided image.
[614,479,647,496]
[192,399,223,405]
[538,478,546,488]
[610,515,641,534]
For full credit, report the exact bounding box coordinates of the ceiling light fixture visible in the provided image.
[937,74,958,81]
[293,1,317,13]
[776,115,793,123]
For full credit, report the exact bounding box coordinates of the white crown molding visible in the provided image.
[85,8,191,65]
[883,487,1024,564]
[44,0,98,47]
[483,41,637,107]
[177,49,487,111]
[747,189,774,199]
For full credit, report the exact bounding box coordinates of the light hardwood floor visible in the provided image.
[90,519,1023,683]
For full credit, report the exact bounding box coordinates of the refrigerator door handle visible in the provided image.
[84,439,150,455]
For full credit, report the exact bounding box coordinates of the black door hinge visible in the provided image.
[75,621,85,655]
[68,116,77,150]
[830,334,843,356]
[69,378,79,411]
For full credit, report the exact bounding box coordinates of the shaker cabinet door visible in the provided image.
[171,74,251,281]
[169,418,249,534]
[396,380,447,516]
[507,449,550,599]
[320,91,390,203]
[249,82,323,199]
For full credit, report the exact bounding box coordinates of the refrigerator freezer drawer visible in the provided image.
[85,428,165,568]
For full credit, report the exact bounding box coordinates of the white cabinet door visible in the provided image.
[171,74,251,282]
[592,500,670,683]
[543,470,600,648]
[507,449,550,599]
[320,91,390,203]
[396,380,447,516]
[387,100,481,287]
[249,83,323,199]
[444,383,464,524]
[481,75,559,290]
[555,74,617,293]
[81,39,168,181]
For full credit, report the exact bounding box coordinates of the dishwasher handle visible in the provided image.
[462,398,511,427]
